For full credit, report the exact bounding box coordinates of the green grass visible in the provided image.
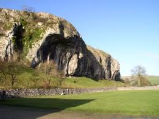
[61,77,105,88]
[147,76,159,85]
[1,90,159,116]
[0,75,125,89]
[99,80,125,87]
[61,77,125,88]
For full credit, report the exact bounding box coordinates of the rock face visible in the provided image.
[0,8,120,80]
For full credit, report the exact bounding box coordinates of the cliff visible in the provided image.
[0,8,120,80]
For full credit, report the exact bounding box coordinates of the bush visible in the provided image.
[37,61,65,87]
[139,76,151,86]
[20,18,27,26]
[0,61,33,87]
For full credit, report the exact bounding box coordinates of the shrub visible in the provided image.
[0,61,29,87]
[20,18,27,26]
[0,33,5,37]
[37,61,65,87]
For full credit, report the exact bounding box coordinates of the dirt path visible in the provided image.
[117,86,159,91]
[0,106,158,119]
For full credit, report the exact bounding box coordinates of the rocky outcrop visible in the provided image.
[0,8,120,80]
[87,46,120,80]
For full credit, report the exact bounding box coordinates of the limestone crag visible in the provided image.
[0,8,120,80]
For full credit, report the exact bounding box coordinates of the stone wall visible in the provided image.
[0,87,117,98]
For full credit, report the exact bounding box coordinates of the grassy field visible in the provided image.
[1,90,159,117]
[147,76,159,85]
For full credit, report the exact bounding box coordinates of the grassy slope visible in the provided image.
[147,76,159,85]
[0,61,125,89]
[1,90,159,116]
[0,64,125,88]
[62,77,125,88]
[62,77,105,88]
[0,75,125,89]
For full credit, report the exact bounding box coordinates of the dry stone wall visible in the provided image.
[0,88,117,98]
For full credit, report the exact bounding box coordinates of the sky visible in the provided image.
[0,0,159,76]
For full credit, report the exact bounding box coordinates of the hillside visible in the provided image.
[0,61,124,89]
[0,8,120,81]
[122,75,159,86]
[147,76,159,85]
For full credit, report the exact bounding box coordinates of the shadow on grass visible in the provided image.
[0,97,94,119]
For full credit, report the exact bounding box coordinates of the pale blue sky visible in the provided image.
[0,0,159,76]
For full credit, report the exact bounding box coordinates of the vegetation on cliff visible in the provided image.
[0,8,65,59]
[0,61,124,89]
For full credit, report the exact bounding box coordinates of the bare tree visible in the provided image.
[0,61,29,87]
[30,71,40,88]
[38,61,56,85]
[22,5,35,12]
[37,60,65,87]
[131,65,151,86]
[131,65,146,77]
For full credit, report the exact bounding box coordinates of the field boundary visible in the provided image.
[1,86,159,98]
[0,87,117,98]
[117,86,159,91]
